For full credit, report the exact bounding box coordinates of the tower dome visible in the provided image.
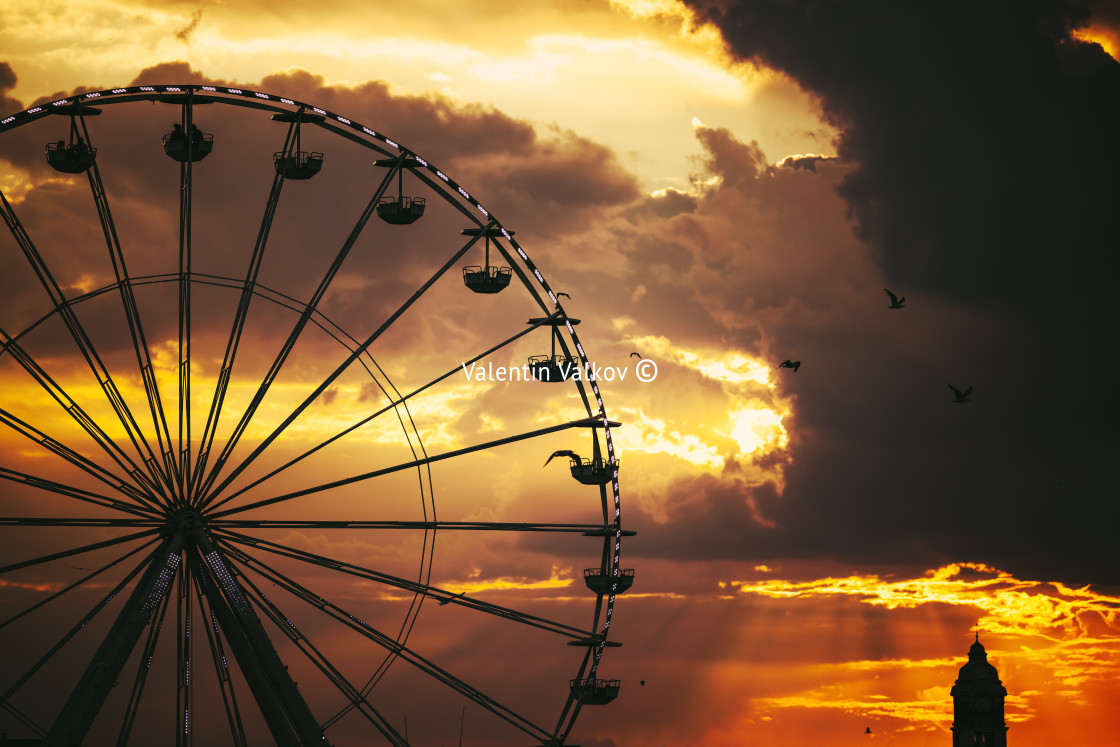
[957,637,1002,683]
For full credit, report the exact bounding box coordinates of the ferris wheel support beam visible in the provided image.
[196,164,402,503]
[0,188,172,503]
[235,567,409,746]
[194,530,332,746]
[76,115,180,499]
[174,550,194,746]
[191,572,250,747]
[201,228,485,511]
[45,535,183,746]
[116,580,173,747]
[192,122,298,497]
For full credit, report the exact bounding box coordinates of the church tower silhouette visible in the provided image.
[950,634,1008,746]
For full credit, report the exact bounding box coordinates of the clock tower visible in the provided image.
[950,635,1008,746]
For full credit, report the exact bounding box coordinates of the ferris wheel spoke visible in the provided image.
[215,531,592,640]
[0,527,161,575]
[204,312,559,511]
[233,564,409,745]
[190,571,250,747]
[211,415,612,517]
[0,406,163,513]
[80,115,181,497]
[0,536,159,631]
[196,165,402,503]
[0,541,161,713]
[199,223,484,511]
[0,517,161,528]
[218,538,554,743]
[0,701,45,739]
[175,110,196,505]
[209,519,611,533]
[0,189,173,498]
[0,465,161,518]
[192,132,295,500]
[0,326,165,500]
[116,575,173,747]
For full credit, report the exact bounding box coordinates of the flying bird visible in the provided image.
[778,360,801,373]
[556,292,571,300]
[640,680,646,686]
[630,352,642,359]
[438,591,465,606]
[865,726,872,734]
[947,384,972,403]
[543,449,580,467]
[884,288,905,308]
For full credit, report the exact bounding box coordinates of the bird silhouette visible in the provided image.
[778,360,801,373]
[556,292,571,300]
[640,680,646,686]
[884,288,905,309]
[948,384,972,403]
[865,726,872,734]
[438,591,465,606]
[630,352,642,359]
[543,449,580,466]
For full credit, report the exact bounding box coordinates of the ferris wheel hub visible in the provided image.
[167,507,205,535]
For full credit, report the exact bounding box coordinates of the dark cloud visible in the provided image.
[683,0,1120,429]
[0,62,19,115]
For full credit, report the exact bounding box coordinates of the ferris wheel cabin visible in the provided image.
[44,103,101,174]
[528,354,578,382]
[583,568,635,594]
[568,456,620,485]
[162,126,214,162]
[273,151,324,180]
[45,140,97,173]
[374,155,427,224]
[460,225,514,293]
[569,678,621,705]
[462,265,513,293]
[270,110,325,180]
[376,195,426,224]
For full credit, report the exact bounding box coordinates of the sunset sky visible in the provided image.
[1,1,1119,746]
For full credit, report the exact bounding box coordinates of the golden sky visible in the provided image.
[1,1,1119,746]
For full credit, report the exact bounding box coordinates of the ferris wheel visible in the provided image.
[0,84,632,746]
